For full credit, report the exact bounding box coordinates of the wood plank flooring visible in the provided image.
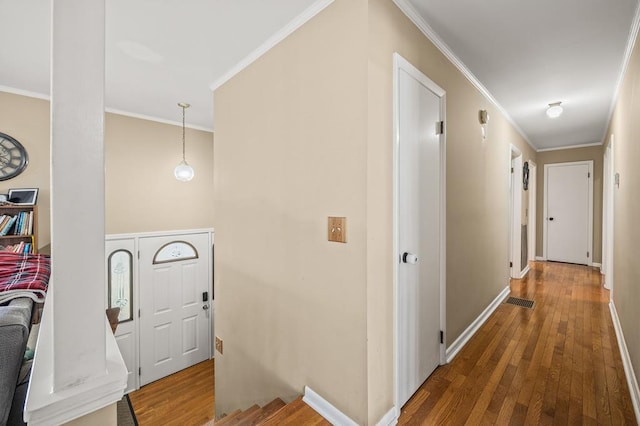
[128,359,214,425]
[127,262,636,425]
[398,261,636,425]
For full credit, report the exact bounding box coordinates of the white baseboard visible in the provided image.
[592,262,602,269]
[446,286,510,363]
[375,407,398,426]
[535,256,546,261]
[518,264,530,279]
[609,301,640,422]
[303,386,358,426]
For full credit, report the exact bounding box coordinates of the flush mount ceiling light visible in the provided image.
[546,101,563,118]
[174,103,194,182]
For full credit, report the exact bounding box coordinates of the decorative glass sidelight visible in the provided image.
[152,241,199,264]
[108,249,133,323]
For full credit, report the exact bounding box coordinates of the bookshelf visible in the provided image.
[0,205,37,254]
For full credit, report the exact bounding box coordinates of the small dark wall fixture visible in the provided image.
[523,161,529,191]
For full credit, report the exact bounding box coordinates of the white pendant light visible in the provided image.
[174,102,194,181]
[546,101,563,118]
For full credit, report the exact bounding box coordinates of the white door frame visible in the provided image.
[602,136,614,294]
[509,145,524,278]
[106,228,214,393]
[392,52,446,416]
[528,162,537,262]
[542,161,593,264]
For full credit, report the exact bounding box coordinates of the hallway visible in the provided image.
[127,262,636,425]
[398,261,636,424]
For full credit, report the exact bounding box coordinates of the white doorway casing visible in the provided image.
[106,229,214,394]
[543,161,593,265]
[527,162,537,263]
[509,145,526,279]
[602,136,615,293]
[393,53,446,414]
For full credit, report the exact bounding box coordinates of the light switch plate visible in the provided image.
[328,217,346,243]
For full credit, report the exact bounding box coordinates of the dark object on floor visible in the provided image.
[117,395,138,426]
[504,296,535,309]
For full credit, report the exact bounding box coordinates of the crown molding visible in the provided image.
[209,0,334,92]
[0,87,212,132]
[601,1,640,143]
[104,108,213,132]
[391,0,537,153]
[536,142,603,153]
[0,85,50,101]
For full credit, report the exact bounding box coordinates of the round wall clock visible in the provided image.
[0,132,29,181]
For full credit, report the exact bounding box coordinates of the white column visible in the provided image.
[51,0,106,390]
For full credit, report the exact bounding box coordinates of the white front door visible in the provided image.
[395,55,443,408]
[139,233,210,385]
[545,161,593,265]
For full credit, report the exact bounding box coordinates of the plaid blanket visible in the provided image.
[0,252,51,304]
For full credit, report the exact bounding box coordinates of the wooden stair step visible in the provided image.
[223,404,260,425]
[215,409,242,425]
[244,398,286,425]
[260,397,330,426]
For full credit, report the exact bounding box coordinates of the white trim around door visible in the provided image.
[392,52,446,418]
[543,161,593,265]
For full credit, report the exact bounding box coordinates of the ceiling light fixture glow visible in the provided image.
[546,101,563,118]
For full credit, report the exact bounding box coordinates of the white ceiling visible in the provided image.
[0,0,320,131]
[0,0,638,150]
[403,0,639,150]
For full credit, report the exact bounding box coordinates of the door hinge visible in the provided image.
[138,367,141,376]
[440,330,444,344]
[138,309,141,318]
[510,261,513,268]
[511,167,514,174]
[588,172,591,178]
[138,250,140,259]
[436,121,444,135]
[587,251,590,258]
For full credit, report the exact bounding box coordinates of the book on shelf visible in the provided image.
[0,215,17,236]
[0,215,9,234]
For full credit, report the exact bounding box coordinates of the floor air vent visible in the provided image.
[505,296,535,309]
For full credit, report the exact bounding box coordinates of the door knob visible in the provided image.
[549,217,554,221]
[402,252,418,264]
[202,304,209,310]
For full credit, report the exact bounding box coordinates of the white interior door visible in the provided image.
[545,162,593,265]
[395,55,443,409]
[139,233,210,385]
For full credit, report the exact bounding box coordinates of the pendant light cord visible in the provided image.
[182,105,186,162]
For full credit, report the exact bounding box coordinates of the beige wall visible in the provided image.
[535,146,603,263]
[213,0,369,422]
[0,91,214,246]
[603,25,640,403]
[105,113,214,234]
[214,0,536,423]
[366,0,535,420]
[64,403,116,426]
[0,92,51,248]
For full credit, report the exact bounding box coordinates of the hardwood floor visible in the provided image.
[127,262,636,425]
[398,261,636,425]
[128,359,214,425]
